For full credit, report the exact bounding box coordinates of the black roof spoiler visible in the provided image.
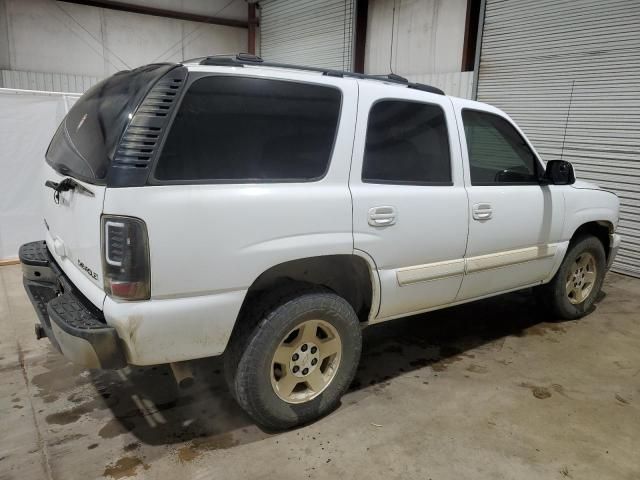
[185,53,445,96]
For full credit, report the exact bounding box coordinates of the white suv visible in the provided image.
[20,54,621,429]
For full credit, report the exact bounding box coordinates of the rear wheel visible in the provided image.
[270,318,343,404]
[225,288,361,430]
[539,235,606,319]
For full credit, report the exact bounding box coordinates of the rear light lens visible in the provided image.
[101,215,150,301]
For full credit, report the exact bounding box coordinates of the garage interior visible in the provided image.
[1,1,639,479]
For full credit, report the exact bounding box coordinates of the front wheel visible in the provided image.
[226,289,362,430]
[539,235,606,319]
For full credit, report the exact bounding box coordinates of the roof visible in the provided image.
[182,53,445,96]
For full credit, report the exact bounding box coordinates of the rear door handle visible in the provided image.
[368,206,397,227]
[472,203,493,220]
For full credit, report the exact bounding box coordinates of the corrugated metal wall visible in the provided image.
[259,0,355,71]
[476,0,640,277]
[1,69,99,93]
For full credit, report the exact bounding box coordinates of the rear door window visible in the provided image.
[154,76,342,182]
[362,100,452,185]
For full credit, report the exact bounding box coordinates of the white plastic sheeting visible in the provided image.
[1,69,99,94]
[0,88,78,261]
[405,71,474,99]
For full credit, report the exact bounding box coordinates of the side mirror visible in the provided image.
[544,160,575,185]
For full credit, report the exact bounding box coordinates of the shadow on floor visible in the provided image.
[38,287,593,454]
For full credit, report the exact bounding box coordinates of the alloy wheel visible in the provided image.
[566,252,597,305]
[270,319,342,404]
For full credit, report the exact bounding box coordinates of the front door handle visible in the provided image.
[368,206,397,227]
[472,203,493,221]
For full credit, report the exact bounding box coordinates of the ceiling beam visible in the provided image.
[57,0,249,29]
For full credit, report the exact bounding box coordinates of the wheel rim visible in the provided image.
[566,252,597,305]
[270,319,342,404]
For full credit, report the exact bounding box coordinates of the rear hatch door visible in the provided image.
[43,165,106,308]
[43,63,178,308]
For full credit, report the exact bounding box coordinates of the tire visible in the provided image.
[225,287,362,430]
[539,235,606,320]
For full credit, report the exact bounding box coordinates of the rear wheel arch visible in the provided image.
[224,256,372,420]
[231,288,362,429]
[237,254,377,329]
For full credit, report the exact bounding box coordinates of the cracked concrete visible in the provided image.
[1,264,639,479]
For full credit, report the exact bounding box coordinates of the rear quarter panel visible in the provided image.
[103,183,355,299]
[100,74,359,364]
[102,176,355,364]
[102,76,358,301]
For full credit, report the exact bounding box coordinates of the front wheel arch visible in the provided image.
[538,234,606,320]
[568,221,613,260]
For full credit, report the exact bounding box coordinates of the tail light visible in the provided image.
[101,215,150,300]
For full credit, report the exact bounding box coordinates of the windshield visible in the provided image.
[46,64,176,184]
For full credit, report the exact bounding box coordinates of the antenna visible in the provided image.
[560,79,576,161]
[389,0,396,74]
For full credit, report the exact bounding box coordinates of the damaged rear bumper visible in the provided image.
[19,241,127,369]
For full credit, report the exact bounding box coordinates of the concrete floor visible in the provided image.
[0,264,639,480]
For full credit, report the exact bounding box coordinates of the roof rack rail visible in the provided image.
[195,54,445,95]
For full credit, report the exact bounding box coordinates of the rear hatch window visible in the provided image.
[46,64,176,184]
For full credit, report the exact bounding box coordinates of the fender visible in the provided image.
[353,248,382,321]
[562,187,619,241]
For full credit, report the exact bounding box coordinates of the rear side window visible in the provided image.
[154,76,342,182]
[462,109,539,185]
[46,64,175,184]
[362,100,452,185]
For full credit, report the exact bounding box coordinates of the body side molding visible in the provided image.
[395,244,559,286]
[396,259,465,286]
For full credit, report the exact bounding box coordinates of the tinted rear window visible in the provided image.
[362,100,452,185]
[46,64,175,184]
[154,76,342,182]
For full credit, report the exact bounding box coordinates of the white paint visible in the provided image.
[103,288,246,365]
[28,63,622,365]
[451,95,564,299]
[349,80,469,319]
[42,165,107,307]
[104,67,358,301]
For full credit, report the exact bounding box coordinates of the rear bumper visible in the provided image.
[607,233,622,270]
[19,241,127,369]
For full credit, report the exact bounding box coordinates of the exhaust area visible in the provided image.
[169,361,194,389]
